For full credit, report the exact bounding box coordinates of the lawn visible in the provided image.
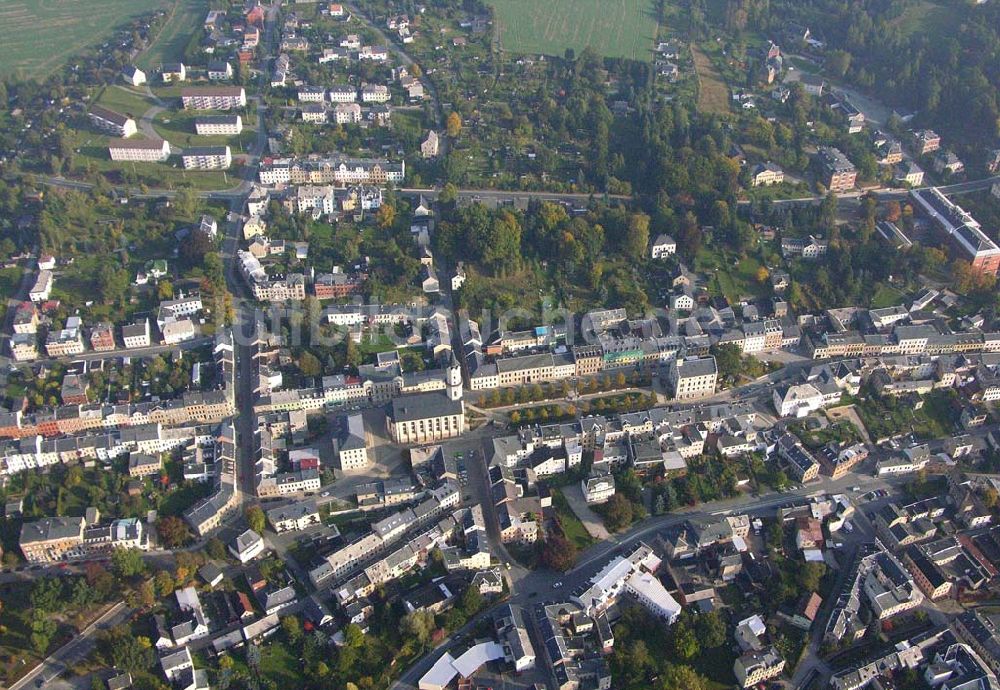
[135,0,209,71]
[695,247,767,303]
[0,266,23,305]
[96,85,157,120]
[870,283,907,309]
[691,43,730,115]
[152,110,257,150]
[0,0,171,79]
[889,0,957,39]
[552,490,596,550]
[488,0,660,62]
[65,126,238,192]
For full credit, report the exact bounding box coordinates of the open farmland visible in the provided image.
[0,0,172,78]
[135,0,209,71]
[489,0,659,62]
[691,44,730,115]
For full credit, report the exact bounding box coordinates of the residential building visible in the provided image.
[207,61,233,80]
[161,63,186,82]
[582,471,615,504]
[301,104,328,124]
[360,84,390,103]
[258,156,405,185]
[334,102,362,124]
[893,161,924,187]
[298,86,326,102]
[12,302,39,335]
[667,356,718,400]
[229,529,265,563]
[122,65,146,86]
[910,129,941,156]
[122,319,152,349]
[9,334,38,361]
[181,146,232,170]
[88,105,137,137]
[327,84,357,102]
[773,383,825,418]
[45,326,85,357]
[108,138,170,162]
[337,413,370,470]
[781,235,829,259]
[128,453,162,478]
[181,86,247,110]
[90,322,116,351]
[910,188,1000,276]
[18,516,85,563]
[934,150,965,176]
[734,648,786,688]
[161,319,196,345]
[421,130,439,158]
[751,161,784,186]
[816,146,857,192]
[650,234,677,259]
[29,271,52,302]
[266,500,320,532]
[195,115,242,135]
[776,433,820,483]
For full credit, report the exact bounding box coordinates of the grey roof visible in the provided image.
[182,146,230,156]
[389,392,463,423]
[266,499,319,524]
[19,516,84,545]
[673,356,717,378]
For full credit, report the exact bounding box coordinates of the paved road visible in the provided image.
[739,175,1000,209]
[8,601,131,690]
[345,2,446,159]
[3,336,213,370]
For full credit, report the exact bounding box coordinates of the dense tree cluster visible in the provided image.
[708,0,1000,158]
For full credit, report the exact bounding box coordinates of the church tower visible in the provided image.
[446,351,463,401]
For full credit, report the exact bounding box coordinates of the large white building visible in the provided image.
[229,529,265,563]
[258,156,405,186]
[29,270,53,302]
[337,413,370,470]
[195,114,243,135]
[574,543,680,623]
[668,356,718,400]
[108,138,171,162]
[773,383,825,418]
[387,392,465,445]
[181,86,247,110]
[181,146,232,170]
[88,105,137,137]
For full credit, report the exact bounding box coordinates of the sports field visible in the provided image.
[0,0,173,78]
[489,0,659,62]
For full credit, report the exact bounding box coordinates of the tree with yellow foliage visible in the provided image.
[446,111,462,138]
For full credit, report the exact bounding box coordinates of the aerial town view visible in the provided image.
[3,0,1000,689]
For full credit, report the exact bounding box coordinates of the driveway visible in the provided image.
[561,484,611,540]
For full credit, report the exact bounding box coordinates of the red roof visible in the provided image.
[238,591,255,613]
[798,592,822,620]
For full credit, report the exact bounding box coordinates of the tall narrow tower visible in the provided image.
[446,351,463,401]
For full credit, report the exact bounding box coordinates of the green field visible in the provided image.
[96,85,157,119]
[0,0,173,78]
[136,0,210,72]
[489,0,659,61]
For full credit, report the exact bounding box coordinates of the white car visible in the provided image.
[553,581,563,589]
